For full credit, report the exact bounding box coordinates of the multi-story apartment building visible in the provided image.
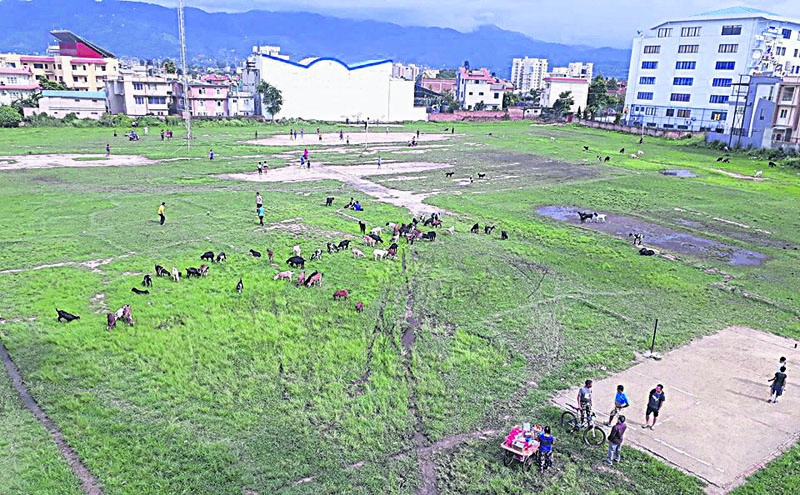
[510,57,549,93]
[228,90,255,116]
[0,64,39,106]
[549,62,594,81]
[0,31,118,93]
[105,66,176,116]
[541,77,590,113]
[772,76,800,144]
[392,63,421,81]
[456,67,512,110]
[23,90,107,119]
[624,7,800,132]
[187,82,230,117]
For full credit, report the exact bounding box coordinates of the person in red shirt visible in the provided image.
[607,415,627,464]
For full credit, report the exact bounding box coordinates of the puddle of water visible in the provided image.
[661,169,701,178]
[536,206,767,266]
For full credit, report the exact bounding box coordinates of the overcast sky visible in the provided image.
[140,1,800,48]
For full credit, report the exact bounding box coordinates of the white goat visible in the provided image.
[293,245,301,256]
[352,248,365,258]
[171,267,180,282]
[373,249,388,261]
[595,214,607,223]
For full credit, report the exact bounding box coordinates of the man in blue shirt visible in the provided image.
[606,384,630,426]
[537,426,554,472]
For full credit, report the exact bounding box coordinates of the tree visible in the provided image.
[529,88,543,106]
[473,101,487,111]
[163,59,177,74]
[586,75,609,120]
[502,92,520,109]
[0,106,22,127]
[37,77,68,91]
[438,89,460,112]
[552,91,574,117]
[256,81,283,121]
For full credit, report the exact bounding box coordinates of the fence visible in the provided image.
[576,119,704,140]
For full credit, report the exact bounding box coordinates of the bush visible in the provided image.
[785,158,800,169]
[0,105,22,127]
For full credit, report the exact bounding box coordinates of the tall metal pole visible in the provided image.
[178,0,191,149]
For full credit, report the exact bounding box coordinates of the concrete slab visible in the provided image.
[553,326,799,493]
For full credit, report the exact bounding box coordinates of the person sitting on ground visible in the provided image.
[354,201,362,211]
[537,426,554,472]
[643,384,666,429]
[768,366,787,403]
[607,384,630,425]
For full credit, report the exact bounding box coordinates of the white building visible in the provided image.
[228,90,255,116]
[542,77,590,113]
[24,90,107,119]
[0,64,38,106]
[253,48,426,121]
[392,62,421,81]
[549,62,594,81]
[456,67,512,110]
[510,57,549,93]
[105,66,176,116]
[624,6,800,132]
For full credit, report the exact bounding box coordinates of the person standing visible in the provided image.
[257,205,265,226]
[255,130,258,139]
[606,416,627,465]
[256,192,263,210]
[106,143,110,157]
[643,384,666,429]
[606,384,630,425]
[157,202,166,225]
[257,162,263,176]
[339,130,344,141]
[537,426,554,472]
[377,156,382,168]
[768,366,787,403]
[777,356,787,373]
[289,129,293,140]
[304,148,309,161]
[300,129,304,139]
[209,149,214,160]
[577,379,593,426]
[161,129,165,141]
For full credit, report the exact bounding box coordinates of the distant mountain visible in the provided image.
[0,0,631,78]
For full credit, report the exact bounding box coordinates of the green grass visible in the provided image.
[0,121,798,494]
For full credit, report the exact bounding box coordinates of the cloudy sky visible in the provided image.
[140,1,800,48]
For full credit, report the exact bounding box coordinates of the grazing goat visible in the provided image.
[639,248,655,256]
[716,156,724,162]
[106,313,116,331]
[630,154,638,159]
[305,272,323,287]
[501,230,508,240]
[364,236,376,247]
[484,225,496,234]
[327,242,338,254]
[296,272,306,286]
[352,248,365,258]
[604,156,611,162]
[373,249,388,260]
[171,267,180,282]
[293,245,302,257]
[422,231,436,242]
[310,249,323,261]
[56,309,80,322]
[131,287,149,295]
[185,267,201,278]
[216,252,226,263]
[155,265,170,277]
[550,137,556,141]
[273,271,293,281]
[639,136,644,144]
[355,302,364,312]
[338,240,351,250]
[333,289,349,300]
[249,249,262,258]
[286,256,306,269]
[594,214,607,223]
[446,226,455,235]
[199,264,209,276]
[142,274,153,287]
[325,197,334,207]
[267,249,275,263]
[115,305,133,326]
[754,170,763,178]
[359,221,366,235]
[477,173,486,179]
[769,161,777,168]
[577,211,595,223]
[619,148,625,154]
[370,227,382,236]
[637,150,645,156]
[583,146,590,152]
[368,233,383,243]
[470,223,480,234]
[629,233,644,246]
[236,278,243,293]
[722,157,730,163]
[445,172,454,177]
[201,251,214,261]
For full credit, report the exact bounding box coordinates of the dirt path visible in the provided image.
[0,253,135,275]
[245,132,453,147]
[218,162,451,216]
[0,154,155,170]
[0,342,104,494]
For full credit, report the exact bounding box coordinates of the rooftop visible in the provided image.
[692,6,778,17]
[42,90,106,99]
[50,30,115,58]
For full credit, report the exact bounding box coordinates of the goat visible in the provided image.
[215,252,227,263]
[769,161,777,168]
[106,313,116,332]
[477,173,486,179]
[352,248,365,258]
[583,146,589,152]
[629,233,644,246]
[201,251,214,261]
[325,196,334,207]
[296,272,306,286]
[171,267,180,282]
[286,256,306,269]
[355,301,364,312]
[333,289,349,300]
[293,245,301,257]
[267,249,274,263]
[370,227,382,236]
[131,287,149,295]
[155,264,170,277]
[550,137,556,141]
[637,150,645,156]
[619,148,625,154]
[115,305,133,326]
[310,249,323,261]
[368,233,383,243]
[327,242,338,254]
[604,156,611,162]
[722,157,730,163]
[56,309,80,322]
[142,274,153,287]
[445,172,454,177]
[364,236,376,247]
[249,249,262,258]
[236,278,243,293]
[716,156,724,162]
[305,272,323,287]
[639,248,655,256]
[594,214,607,223]
[577,211,595,223]
[338,240,351,250]
[359,221,366,235]
[199,264,209,276]
[273,271,293,281]
[501,230,508,240]
[754,170,763,178]
[446,226,455,235]
[185,267,202,278]
[639,136,644,144]
[484,225,496,234]
[373,249,388,260]
[421,231,436,242]
[470,223,480,233]
[630,154,638,159]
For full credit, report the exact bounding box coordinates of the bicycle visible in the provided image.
[560,404,606,447]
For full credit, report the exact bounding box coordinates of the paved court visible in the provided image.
[553,326,799,493]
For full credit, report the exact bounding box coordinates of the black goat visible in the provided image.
[639,248,655,256]
[155,265,170,277]
[249,249,262,258]
[484,225,496,234]
[422,231,436,241]
[445,172,454,177]
[200,251,214,261]
[359,221,366,235]
[501,230,509,240]
[470,223,480,233]
[287,256,306,269]
[131,287,150,295]
[604,156,611,162]
[56,309,80,322]
[325,196,334,206]
[236,278,243,293]
[338,240,351,250]
[368,233,383,243]
[583,146,589,152]
[577,211,595,223]
[216,252,227,263]
[142,274,153,287]
[185,267,202,278]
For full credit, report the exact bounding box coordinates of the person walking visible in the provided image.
[106,143,110,157]
[209,149,214,160]
[256,192,263,210]
[257,205,265,226]
[157,202,166,225]
[377,156,382,168]
[768,366,787,403]
[606,384,630,425]
[257,162,263,176]
[339,130,344,141]
[290,129,293,140]
[255,130,258,140]
[643,384,666,429]
[606,416,627,465]
[577,379,593,427]
[537,426,555,472]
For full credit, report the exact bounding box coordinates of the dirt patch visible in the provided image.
[0,252,136,275]
[712,168,766,181]
[246,132,452,147]
[661,169,701,178]
[0,154,155,171]
[89,293,107,314]
[553,326,800,493]
[536,206,767,266]
[0,342,105,494]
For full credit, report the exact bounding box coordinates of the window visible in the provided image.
[781,87,795,102]
[709,95,729,104]
[644,45,661,54]
[101,66,106,71]
[494,92,499,98]
[663,124,674,129]
[148,96,166,104]
[712,78,733,87]
[782,28,792,39]
[673,77,693,86]
[657,28,672,37]
[8,62,14,68]
[478,92,484,96]
[716,61,736,70]
[665,109,675,117]
[7,76,16,84]
[645,107,656,116]
[215,89,220,95]
[780,109,789,118]
[641,61,658,69]
[678,45,699,53]
[719,44,738,53]
[677,109,691,118]
[217,101,222,107]
[775,47,786,56]
[133,83,143,90]
[681,26,701,37]
[637,92,654,100]
[795,49,799,57]
[711,111,728,121]
[199,88,205,94]
[72,64,77,70]
[639,76,655,84]
[468,92,473,95]
[721,25,742,36]
[135,97,145,104]
[675,61,696,69]
[670,93,691,102]
[33,63,44,69]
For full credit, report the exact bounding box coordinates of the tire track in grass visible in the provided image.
[0,342,104,495]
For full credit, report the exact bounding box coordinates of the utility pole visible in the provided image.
[177,0,191,149]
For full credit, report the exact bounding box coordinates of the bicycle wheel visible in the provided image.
[502,449,514,466]
[583,426,606,447]
[560,411,578,431]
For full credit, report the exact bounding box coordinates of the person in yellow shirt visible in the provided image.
[157,202,166,225]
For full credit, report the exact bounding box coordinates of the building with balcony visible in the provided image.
[0,65,39,106]
[541,77,590,113]
[105,67,176,116]
[772,76,800,145]
[187,82,230,117]
[456,67,512,110]
[228,90,255,116]
[510,57,549,93]
[23,90,107,119]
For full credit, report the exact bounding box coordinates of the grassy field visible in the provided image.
[0,121,798,494]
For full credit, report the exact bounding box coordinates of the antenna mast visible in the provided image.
[177,0,191,148]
